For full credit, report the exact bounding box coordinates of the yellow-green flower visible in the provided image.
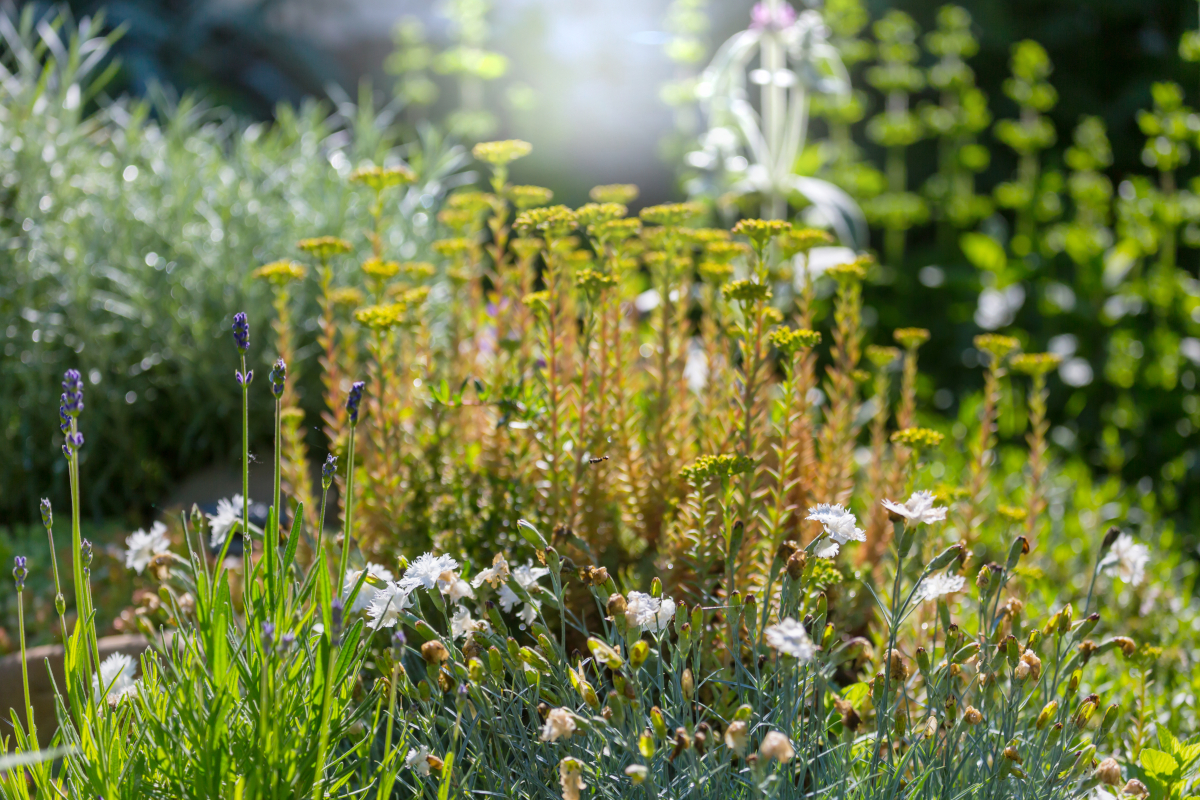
[698,261,734,285]
[684,228,732,245]
[589,183,639,205]
[825,255,873,283]
[354,302,409,330]
[362,258,401,280]
[891,427,945,451]
[575,268,617,295]
[508,185,555,210]
[590,218,641,243]
[432,237,474,258]
[447,191,496,214]
[769,327,822,356]
[511,238,544,260]
[723,279,772,305]
[894,327,931,350]
[682,454,754,482]
[778,228,834,257]
[704,241,750,265]
[974,334,1021,361]
[253,259,307,285]
[523,290,552,317]
[639,202,704,227]
[349,164,416,191]
[515,205,578,238]
[866,345,900,367]
[298,236,353,260]
[327,287,365,307]
[401,261,436,280]
[575,202,627,227]
[437,208,477,232]
[1011,352,1062,376]
[733,218,791,249]
[472,139,533,166]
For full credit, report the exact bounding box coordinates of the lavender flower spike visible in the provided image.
[269,358,287,398]
[61,369,84,415]
[322,454,338,490]
[346,381,366,426]
[13,556,28,590]
[232,312,250,354]
[40,498,52,529]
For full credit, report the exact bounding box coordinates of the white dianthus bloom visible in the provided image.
[125,521,170,574]
[916,573,966,602]
[806,504,865,553]
[446,578,475,603]
[93,652,138,703]
[541,707,577,742]
[764,617,816,661]
[343,562,395,614]
[400,552,461,593]
[406,745,431,776]
[366,581,413,630]
[471,553,511,589]
[450,605,487,639]
[882,491,948,525]
[1102,534,1150,587]
[208,495,254,548]
[498,562,549,629]
[624,591,676,633]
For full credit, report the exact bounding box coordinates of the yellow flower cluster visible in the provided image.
[472,139,532,166]
[768,327,822,355]
[1011,352,1062,376]
[894,327,931,349]
[298,236,352,260]
[891,427,945,450]
[252,260,307,285]
[589,183,639,204]
[349,164,416,191]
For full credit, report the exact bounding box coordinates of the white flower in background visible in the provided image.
[1102,534,1150,587]
[124,521,170,574]
[471,554,511,589]
[882,491,947,525]
[401,552,461,593]
[559,757,586,800]
[450,605,487,639]
[498,562,550,628]
[916,573,966,602]
[406,745,431,776]
[93,652,138,703]
[343,562,395,614]
[806,504,865,558]
[366,581,413,630]
[624,591,676,633]
[764,617,816,661]
[446,577,475,603]
[540,707,577,742]
[207,495,254,548]
[684,342,709,394]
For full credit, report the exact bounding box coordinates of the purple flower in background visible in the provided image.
[750,1,796,30]
[269,358,287,398]
[346,381,365,426]
[232,312,250,354]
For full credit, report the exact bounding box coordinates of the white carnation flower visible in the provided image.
[406,745,431,776]
[343,562,394,614]
[882,491,948,525]
[806,503,864,555]
[624,591,676,633]
[450,605,487,639]
[764,617,816,661]
[470,554,511,589]
[124,521,170,574]
[1102,534,1150,587]
[366,581,413,630]
[541,707,577,742]
[497,562,549,629]
[93,652,138,703]
[207,495,259,548]
[400,552,461,593]
[916,573,966,602]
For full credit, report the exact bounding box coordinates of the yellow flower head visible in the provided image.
[698,261,734,285]
[298,236,353,260]
[682,454,754,483]
[575,202,627,227]
[472,139,532,166]
[523,290,552,317]
[638,202,704,228]
[732,218,791,249]
[575,268,618,295]
[1011,352,1062,377]
[510,238,544,261]
[401,261,436,280]
[891,427,945,451]
[354,302,409,330]
[684,228,732,245]
[446,191,496,215]
[704,240,750,265]
[974,334,1021,362]
[723,279,772,305]
[253,260,307,285]
[327,287,365,307]
[514,205,578,238]
[997,505,1027,523]
[825,254,873,283]
[362,258,401,281]
[589,183,639,205]
[769,327,822,356]
[349,164,416,191]
[866,345,901,367]
[778,227,834,257]
[437,209,477,233]
[590,218,641,243]
[432,237,474,258]
[894,327,931,350]
[507,185,555,210]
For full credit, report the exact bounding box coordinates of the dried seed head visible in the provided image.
[1123,779,1149,798]
[421,640,450,664]
[1003,745,1023,764]
[963,706,983,726]
[1112,636,1137,657]
[888,649,909,681]
[758,731,794,763]
[786,551,808,580]
[724,720,749,755]
[607,593,628,617]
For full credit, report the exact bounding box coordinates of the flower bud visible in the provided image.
[1100,526,1121,552]
[776,540,798,563]
[724,720,748,755]
[40,498,52,529]
[1123,779,1149,798]
[625,764,649,784]
[639,730,656,758]
[682,668,695,701]
[888,649,908,681]
[1036,701,1058,729]
[916,646,930,674]
[786,551,807,580]
[422,640,450,665]
[606,593,628,617]
[1098,703,1119,737]
[1005,536,1029,570]
[963,706,982,726]
[55,593,66,616]
[650,706,668,738]
[1095,757,1122,786]
[1003,745,1022,764]
[1046,722,1062,749]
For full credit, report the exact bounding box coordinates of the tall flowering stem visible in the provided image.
[13,556,36,739]
[1012,353,1060,546]
[60,368,95,686]
[964,335,1019,536]
[232,312,255,598]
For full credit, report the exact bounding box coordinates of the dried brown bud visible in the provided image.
[1003,746,1023,764]
[607,593,628,617]
[1095,758,1122,786]
[1123,779,1149,798]
[963,706,983,726]
[422,640,450,664]
[588,566,610,586]
[1112,636,1136,657]
[888,649,909,681]
[776,540,799,563]
[786,551,808,580]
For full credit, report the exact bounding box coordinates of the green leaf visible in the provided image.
[960,232,1007,273]
[438,750,455,800]
[1141,748,1182,780]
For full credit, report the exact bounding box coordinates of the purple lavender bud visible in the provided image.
[232,312,250,354]
[59,404,71,434]
[68,431,84,450]
[261,621,275,651]
[236,369,254,387]
[392,630,406,655]
[321,454,337,490]
[331,597,345,641]
[61,370,84,415]
[13,556,28,591]
[345,381,365,426]
[280,631,296,652]
[40,498,52,529]
[269,358,287,398]
[81,539,93,569]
